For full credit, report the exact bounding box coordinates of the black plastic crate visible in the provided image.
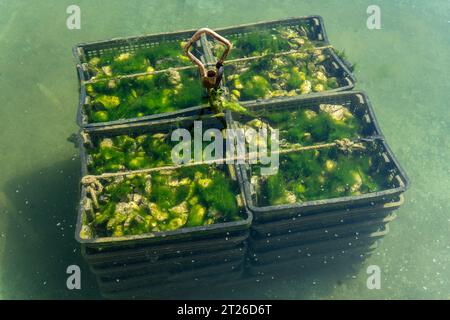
[93,244,247,281]
[198,17,355,106]
[202,16,330,61]
[240,140,408,222]
[99,264,244,299]
[82,232,248,268]
[232,94,409,222]
[249,212,396,253]
[252,195,403,238]
[75,163,252,252]
[248,225,389,266]
[228,91,385,146]
[247,242,378,279]
[77,69,212,129]
[227,91,409,222]
[219,47,355,103]
[73,28,206,82]
[79,114,227,176]
[73,27,216,128]
[97,258,244,293]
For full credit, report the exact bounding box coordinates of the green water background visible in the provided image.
[0,0,449,299]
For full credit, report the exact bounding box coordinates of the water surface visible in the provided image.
[0,0,449,299]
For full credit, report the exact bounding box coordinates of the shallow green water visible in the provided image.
[0,0,449,299]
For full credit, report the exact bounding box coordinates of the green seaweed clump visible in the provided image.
[240,104,362,149]
[85,41,192,79]
[85,68,206,123]
[212,23,318,59]
[251,145,396,206]
[225,48,339,102]
[80,165,245,239]
[86,119,225,174]
[87,133,174,174]
[207,88,250,115]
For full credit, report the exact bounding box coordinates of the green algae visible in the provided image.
[236,103,363,149]
[85,41,192,80]
[225,49,340,103]
[211,23,319,60]
[85,68,207,123]
[82,165,245,238]
[250,144,397,206]
[86,124,225,175]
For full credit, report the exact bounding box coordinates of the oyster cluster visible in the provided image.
[238,103,360,150]
[86,41,191,80]
[87,133,174,175]
[251,148,388,207]
[81,166,244,239]
[213,24,316,59]
[226,49,339,102]
[84,67,204,123]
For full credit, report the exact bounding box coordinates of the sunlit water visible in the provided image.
[0,0,449,299]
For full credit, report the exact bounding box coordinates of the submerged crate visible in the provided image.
[249,224,389,266]
[206,16,330,54]
[77,68,212,128]
[82,231,248,268]
[88,243,247,279]
[230,92,409,223]
[240,139,408,222]
[73,27,215,128]
[228,91,385,150]
[99,260,245,299]
[247,242,378,280]
[71,18,409,298]
[75,163,252,252]
[201,17,355,101]
[102,241,378,299]
[79,114,227,176]
[249,212,396,253]
[73,28,207,82]
[220,48,355,103]
[252,196,403,237]
[97,257,244,294]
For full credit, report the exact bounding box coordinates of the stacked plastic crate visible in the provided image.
[72,16,409,297]
[73,31,251,298]
[200,17,409,282]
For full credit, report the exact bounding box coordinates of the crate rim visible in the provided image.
[72,26,204,79]
[82,232,249,263]
[251,194,404,233]
[251,211,397,245]
[251,224,390,261]
[205,15,330,45]
[90,243,247,276]
[72,26,204,54]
